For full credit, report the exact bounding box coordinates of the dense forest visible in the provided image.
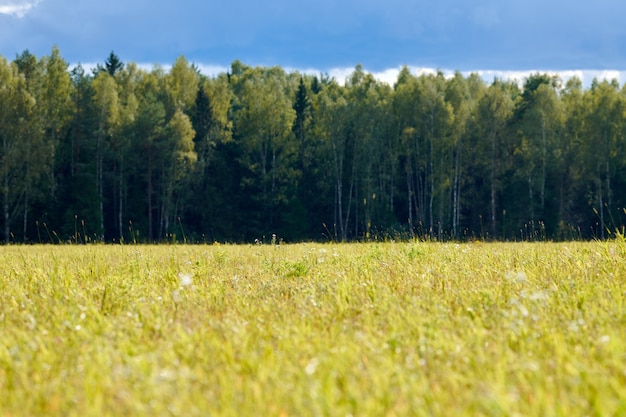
[2,47,626,243]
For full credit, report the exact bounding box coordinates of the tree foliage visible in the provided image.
[3,50,626,242]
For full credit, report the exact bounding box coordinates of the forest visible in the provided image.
[1,47,626,243]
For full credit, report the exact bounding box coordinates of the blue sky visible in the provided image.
[1,0,626,85]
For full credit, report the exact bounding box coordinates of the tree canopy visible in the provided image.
[2,48,626,243]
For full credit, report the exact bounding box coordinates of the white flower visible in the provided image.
[529,290,548,302]
[518,305,529,317]
[505,271,527,284]
[178,272,192,287]
[305,358,320,375]
[568,318,585,332]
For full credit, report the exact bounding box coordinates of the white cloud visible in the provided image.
[326,66,626,89]
[195,64,228,78]
[0,0,40,17]
[70,61,626,90]
[469,69,626,88]
[177,65,626,89]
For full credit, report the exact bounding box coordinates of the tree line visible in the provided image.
[2,47,626,243]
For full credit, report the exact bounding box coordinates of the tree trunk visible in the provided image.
[428,137,434,235]
[23,189,28,242]
[528,176,533,219]
[147,143,153,240]
[606,159,611,228]
[332,137,345,241]
[97,134,104,240]
[452,141,461,238]
[541,120,547,211]
[598,163,605,239]
[118,155,124,241]
[3,175,9,243]
[491,140,496,237]
[407,159,414,238]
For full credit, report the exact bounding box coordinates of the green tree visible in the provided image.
[10,48,70,241]
[56,64,99,240]
[557,77,587,238]
[445,72,484,237]
[475,80,515,237]
[12,50,45,240]
[110,62,139,240]
[313,78,350,240]
[292,75,313,237]
[91,51,124,78]
[133,69,167,240]
[92,71,120,239]
[105,51,123,76]
[233,66,297,237]
[414,73,454,237]
[344,66,393,239]
[41,46,72,180]
[516,75,563,231]
[159,109,196,238]
[0,57,36,242]
[187,75,234,240]
[392,67,420,236]
[166,56,198,114]
[583,79,625,238]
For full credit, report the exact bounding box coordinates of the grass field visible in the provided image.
[0,241,625,416]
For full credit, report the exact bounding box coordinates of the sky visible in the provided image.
[1,0,626,86]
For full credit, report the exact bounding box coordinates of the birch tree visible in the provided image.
[0,58,36,242]
[92,71,120,239]
[476,80,514,237]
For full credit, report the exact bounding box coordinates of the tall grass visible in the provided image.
[0,241,624,416]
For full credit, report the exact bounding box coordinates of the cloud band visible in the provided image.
[0,1,40,18]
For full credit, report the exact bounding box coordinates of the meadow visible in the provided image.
[0,241,625,416]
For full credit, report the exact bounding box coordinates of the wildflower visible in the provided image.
[305,358,319,375]
[518,305,529,317]
[505,271,527,284]
[528,290,548,302]
[568,318,585,332]
[178,272,192,287]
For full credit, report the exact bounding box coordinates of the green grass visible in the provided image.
[1,241,625,416]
